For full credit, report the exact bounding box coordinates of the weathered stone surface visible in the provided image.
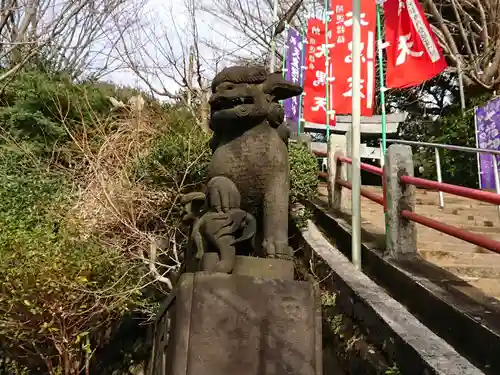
[303,198,498,375]
[157,272,322,375]
[201,254,294,280]
[207,66,302,261]
[296,216,485,375]
[179,66,304,274]
[384,144,417,259]
[231,255,295,280]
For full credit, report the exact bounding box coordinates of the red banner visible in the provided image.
[384,0,447,88]
[302,18,336,125]
[330,0,376,116]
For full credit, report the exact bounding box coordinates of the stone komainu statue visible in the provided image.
[182,66,303,273]
[149,67,321,375]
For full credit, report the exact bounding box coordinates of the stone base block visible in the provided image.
[150,271,322,375]
[201,254,295,280]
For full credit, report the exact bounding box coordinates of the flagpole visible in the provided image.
[376,0,390,263]
[298,27,307,136]
[351,0,362,270]
[282,23,289,78]
[376,3,387,154]
[324,0,330,141]
[280,24,289,109]
[269,0,279,72]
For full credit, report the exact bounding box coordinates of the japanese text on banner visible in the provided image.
[302,18,336,126]
[383,0,447,88]
[284,27,304,134]
[329,0,376,116]
[475,98,500,190]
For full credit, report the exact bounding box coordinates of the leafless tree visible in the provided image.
[423,0,500,93]
[199,0,500,95]
[198,0,319,66]
[115,0,221,131]
[0,0,139,83]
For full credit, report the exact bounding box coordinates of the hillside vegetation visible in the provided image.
[0,69,318,374]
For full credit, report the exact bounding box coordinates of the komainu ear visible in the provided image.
[262,71,303,101]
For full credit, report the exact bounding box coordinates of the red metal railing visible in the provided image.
[312,150,500,255]
[337,155,384,177]
[399,175,500,206]
[336,179,385,205]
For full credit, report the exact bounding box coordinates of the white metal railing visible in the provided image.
[384,139,500,212]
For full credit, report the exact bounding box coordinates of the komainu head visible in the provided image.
[209,66,302,131]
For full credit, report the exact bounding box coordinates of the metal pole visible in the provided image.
[379,139,384,168]
[473,107,483,189]
[269,0,279,72]
[434,147,445,209]
[324,3,331,141]
[297,27,307,136]
[384,137,500,156]
[457,60,466,112]
[376,4,387,154]
[492,156,500,216]
[351,0,362,271]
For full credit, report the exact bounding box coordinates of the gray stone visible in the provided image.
[298,217,485,375]
[155,272,322,375]
[384,144,417,259]
[326,135,347,209]
[181,66,303,274]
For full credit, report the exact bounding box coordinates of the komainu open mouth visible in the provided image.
[211,96,254,112]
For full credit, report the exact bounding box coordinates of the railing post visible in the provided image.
[345,130,352,181]
[434,147,445,209]
[332,151,345,210]
[327,134,347,209]
[492,155,500,217]
[384,144,417,259]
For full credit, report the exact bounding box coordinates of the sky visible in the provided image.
[97,0,324,99]
[101,0,246,99]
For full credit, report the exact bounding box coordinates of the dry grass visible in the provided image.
[61,102,206,292]
[69,113,167,237]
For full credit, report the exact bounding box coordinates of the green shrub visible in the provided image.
[0,70,321,373]
[289,142,319,203]
[136,109,211,191]
[0,70,139,158]
[0,152,150,373]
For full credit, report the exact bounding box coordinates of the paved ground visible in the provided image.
[317,183,500,300]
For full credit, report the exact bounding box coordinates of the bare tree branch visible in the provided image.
[423,0,500,92]
[115,0,212,131]
[197,0,315,66]
[0,0,141,82]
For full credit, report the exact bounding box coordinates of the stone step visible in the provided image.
[415,208,500,222]
[464,278,500,300]
[354,214,500,239]
[419,250,500,267]
[437,264,500,279]
[318,183,500,299]
[418,242,498,255]
[415,229,500,246]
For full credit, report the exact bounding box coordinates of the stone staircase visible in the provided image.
[318,184,500,300]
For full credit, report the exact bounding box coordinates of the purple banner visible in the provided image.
[475,97,500,190]
[284,27,304,134]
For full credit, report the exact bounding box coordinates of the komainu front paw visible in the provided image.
[262,238,294,260]
[206,176,241,213]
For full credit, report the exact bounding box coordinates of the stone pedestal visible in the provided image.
[150,256,322,375]
[201,253,295,280]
